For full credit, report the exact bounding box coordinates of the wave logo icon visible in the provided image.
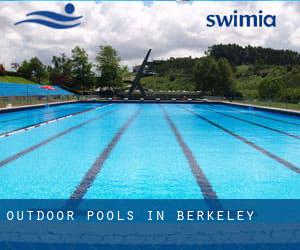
[15,3,82,29]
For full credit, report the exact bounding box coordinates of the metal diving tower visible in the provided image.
[128,49,152,98]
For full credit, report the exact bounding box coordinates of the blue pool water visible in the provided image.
[0,103,298,199]
[0,103,103,136]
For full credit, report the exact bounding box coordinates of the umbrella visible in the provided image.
[40,85,56,106]
[40,85,55,91]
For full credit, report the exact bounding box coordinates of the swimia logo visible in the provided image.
[15,3,82,29]
[206,10,276,28]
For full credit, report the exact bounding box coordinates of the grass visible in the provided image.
[0,76,37,84]
[141,75,195,91]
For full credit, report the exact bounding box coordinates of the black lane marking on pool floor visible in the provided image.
[0,109,116,168]
[0,104,109,139]
[160,105,219,200]
[214,105,300,126]
[0,104,90,124]
[70,108,141,200]
[180,106,300,174]
[251,113,300,126]
[203,106,300,140]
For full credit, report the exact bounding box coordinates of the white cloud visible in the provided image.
[0,1,300,70]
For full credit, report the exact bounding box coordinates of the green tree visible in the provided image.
[18,58,47,83]
[258,78,283,99]
[193,57,235,96]
[95,45,122,88]
[215,58,235,96]
[29,57,47,83]
[208,44,300,66]
[18,60,32,79]
[50,54,73,85]
[280,88,300,102]
[193,57,218,94]
[71,46,94,91]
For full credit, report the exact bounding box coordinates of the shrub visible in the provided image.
[169,75,176,82]
[258,78,283,99]
[193,57,235,96]
[279,88,300,103]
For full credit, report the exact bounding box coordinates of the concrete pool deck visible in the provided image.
[0,99,299,117]
[0,100,78,114]
[222,101,300,117]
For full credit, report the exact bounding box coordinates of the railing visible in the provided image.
[1,93,299,112]
[230,97,300,111]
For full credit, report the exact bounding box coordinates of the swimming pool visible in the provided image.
[0,103,298,199]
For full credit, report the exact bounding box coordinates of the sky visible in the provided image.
[0,1,300,70]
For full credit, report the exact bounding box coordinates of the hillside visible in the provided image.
[0,76,37,84]
[143,57,197,91]
[235,64,300,102]
[141,75,195,91]
[141,45,300,105]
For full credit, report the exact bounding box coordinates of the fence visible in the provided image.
[231,97,300,111]
[0,82,77,108]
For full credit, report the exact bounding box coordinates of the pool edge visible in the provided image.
[1,99,299,117]
[0,100,79,114]
[222,101,300,117]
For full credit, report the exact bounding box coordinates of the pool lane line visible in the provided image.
[179,106,300,174]
[0,104,112,139]
[70,108,141,200]
[202,106,300,140]
[0,108,116,168]
[0,104,92,124]
[0,104,106,138]
[213,105,300,126]
[160,105,219,201]
[251,113,300,126]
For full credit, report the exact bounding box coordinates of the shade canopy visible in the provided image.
[40,85,55,91]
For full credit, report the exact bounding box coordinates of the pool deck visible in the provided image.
[0,99,299,117]
[0,100,78,114]
[82,99,300,116]
[223,101,300,117]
